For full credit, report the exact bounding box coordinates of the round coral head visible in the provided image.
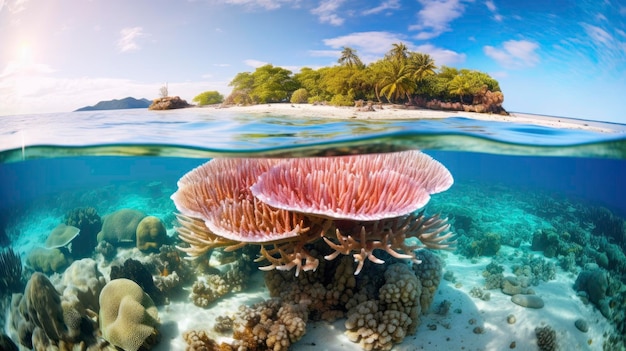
[250,150,453,221]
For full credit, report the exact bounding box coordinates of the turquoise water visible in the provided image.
[1,108,626,350]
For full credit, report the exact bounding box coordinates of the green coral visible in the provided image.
[97,208,146,245]
[26,247,70,274]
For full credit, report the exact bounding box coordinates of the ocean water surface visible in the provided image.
[1,108,626,351]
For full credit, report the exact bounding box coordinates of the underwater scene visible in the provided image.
[1,110,626,351]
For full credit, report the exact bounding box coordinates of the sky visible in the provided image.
[0,0,625,122]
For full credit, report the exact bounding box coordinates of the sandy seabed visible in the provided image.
[213,103,625,134]
[154,246,609,351]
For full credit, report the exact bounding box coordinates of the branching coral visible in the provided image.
[226,298,308,351]
[191,274,230,308]
[172,151,455,276]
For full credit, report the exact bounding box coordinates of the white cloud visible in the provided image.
[213,63,231,67]
[221,0,294,10]
[484,0,495,12]
[0,61,55,78]
[319,31,465,65]
[117,27,145,53]
[409,0,467,39]
[483,40,540,68]
[362,0,400,15]
[581,23,613,46]
[323,31,406,56]
[311,0,346,25]
[484,0,503,22]
[244,59,269,67]
[0,0,28,13]
[414,44,466,65]
[0,73,230,116]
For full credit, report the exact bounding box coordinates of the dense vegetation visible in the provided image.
[224,43,504,112]
[193,90,224,106]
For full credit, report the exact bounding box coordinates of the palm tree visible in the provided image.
[407,52,436,82]
[378,59,414,103]
[338,47,364,68]
[448,74,474,103]
[386,42,408,62]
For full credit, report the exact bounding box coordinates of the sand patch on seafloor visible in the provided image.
[212,103,626,134]
[155,246,609,351]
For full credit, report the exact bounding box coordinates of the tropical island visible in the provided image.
[187,43,506,115]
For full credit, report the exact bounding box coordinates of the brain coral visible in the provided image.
[99,278,160,351]
[136,216,168,251]
[97,208,146,245]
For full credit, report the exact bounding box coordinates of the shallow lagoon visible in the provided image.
[1,108,626,350]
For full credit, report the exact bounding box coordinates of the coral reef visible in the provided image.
[462,232,501,257]
[263,245,442,350]
[535,325,557,351]
[151,245,195,295]
[512,254,556,286]
[26,247,70,274]
[183,329,224,351]
[9,272,100,349]
[64,206,102,258]
[511,294,544,309]
[110,258,166,305]
[213,316,234,333]
[173,151,455,276]
[191,274,230,308]
[482,261,504,290]
[136,215,168,252]
[55,258,106,311]
[44,223,80,251]
[95,240,116,260]
[230,298,308,351]
[97,208,146,245]
[0,247,23,295]
[99,278,160,351]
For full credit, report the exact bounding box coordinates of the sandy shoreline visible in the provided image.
[211,103,625,134]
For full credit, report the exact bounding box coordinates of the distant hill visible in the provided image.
[75,97,151,111]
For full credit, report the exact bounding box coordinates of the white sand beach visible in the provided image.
[215,103,625,134]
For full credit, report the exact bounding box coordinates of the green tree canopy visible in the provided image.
[223,49,503,108]
[192,91,224,106]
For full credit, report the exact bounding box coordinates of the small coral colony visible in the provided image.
[2,150,457,351]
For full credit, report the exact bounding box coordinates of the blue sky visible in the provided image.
[1,0,625,122]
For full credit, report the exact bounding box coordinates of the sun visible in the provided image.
[18,41,34,64]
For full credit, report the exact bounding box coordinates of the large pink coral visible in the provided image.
[250,150,453,221]
[172,151,455,276]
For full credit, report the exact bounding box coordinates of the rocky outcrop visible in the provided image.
[148,96,191,110]
[413,89,508,115]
